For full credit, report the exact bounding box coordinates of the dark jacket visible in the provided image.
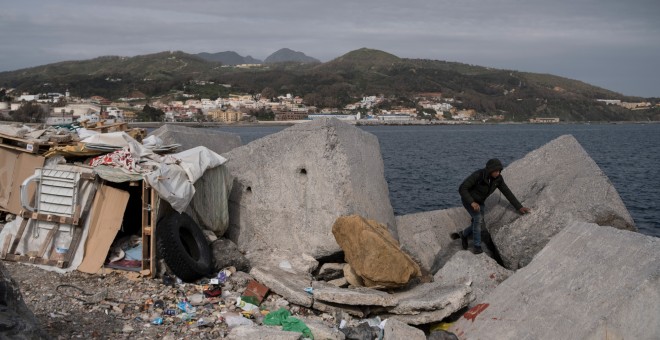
[458,159,522,210]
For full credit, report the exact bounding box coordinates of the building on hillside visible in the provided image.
[275,111,309,121]
[46,114,74,125]
[452,109,476,121]
[208,109,242,122]
[596,99,622,105]
[529,117,560,123]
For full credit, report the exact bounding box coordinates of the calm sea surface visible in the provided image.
[209,123,660,238]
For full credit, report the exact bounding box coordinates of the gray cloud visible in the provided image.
[1,0,658,96]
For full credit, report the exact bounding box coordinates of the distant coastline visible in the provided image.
[126,119,659,129]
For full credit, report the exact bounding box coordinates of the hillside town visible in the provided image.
[0,87,656,125]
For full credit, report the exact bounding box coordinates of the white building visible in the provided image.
[307,114,358,121]
[378,114,413,121]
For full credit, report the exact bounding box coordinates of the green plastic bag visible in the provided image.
[282,317,314,339]
[263,308,314,339]
[263,308,291,326]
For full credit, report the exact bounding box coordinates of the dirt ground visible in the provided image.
[4,261,287,339]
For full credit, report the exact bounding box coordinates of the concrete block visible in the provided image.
[223,119,396,258]
[449,221,660,340]
[249,266,313,307]
[383,318,425,340]
[485,135,635,269]
[396,207,470,274]
[148,124,241,155]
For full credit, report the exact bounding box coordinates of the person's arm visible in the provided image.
[498,179,527,213]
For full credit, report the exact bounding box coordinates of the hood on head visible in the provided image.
[485,158,503,173]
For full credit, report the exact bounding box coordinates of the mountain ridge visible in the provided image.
[0,48,656,121]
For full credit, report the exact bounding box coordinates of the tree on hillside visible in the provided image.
[260,87,277,101]
[10,102,47,123]
[137,104,165,122]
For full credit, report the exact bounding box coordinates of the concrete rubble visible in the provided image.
[433,251,513,308]
[1,119,658,339]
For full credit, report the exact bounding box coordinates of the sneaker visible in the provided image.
[450,232,460,240]
[460,233,468,250]
[471,246,483,255]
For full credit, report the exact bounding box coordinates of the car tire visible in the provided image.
[156,212,212,282]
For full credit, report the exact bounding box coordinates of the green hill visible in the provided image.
[0,48,656,121]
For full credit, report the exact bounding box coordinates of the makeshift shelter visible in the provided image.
[0,124,231,281]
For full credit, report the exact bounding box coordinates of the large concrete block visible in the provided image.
[148,124,242,154]
[449,221,660,340]
[485,135,635,269]
[223,119,396,258]
[396,207,470,274]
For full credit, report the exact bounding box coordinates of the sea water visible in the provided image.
[210,123,660,237]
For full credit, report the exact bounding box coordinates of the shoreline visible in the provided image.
[126,119,660,129]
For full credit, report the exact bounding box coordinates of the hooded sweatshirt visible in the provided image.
[458,158,522,210]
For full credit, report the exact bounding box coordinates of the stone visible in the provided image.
[0,263,49,340]
[332,215,421,288]
[395,207,471,274]
[249,267,313,307]
[340,323,380,340]
[386,308,461,326]
[383,318,425,340]
[386,282,473,315]
[327,277,349,288]
[427,330,459,340]
[227,325,302,339]
[312,300,367,318]
[342,264,364,287]
[484,135,636,269]
[211,238,251,273]
[449,221,660,339]
[316,263,346,281]
[148,124,242,155]
[300,317,346,340]
[312,281,398,307]
[433,250,513,307]
[223,119,396,258]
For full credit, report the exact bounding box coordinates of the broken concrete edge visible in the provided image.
[248,265,474,330]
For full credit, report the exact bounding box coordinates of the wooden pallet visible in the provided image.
[0,133,56,154]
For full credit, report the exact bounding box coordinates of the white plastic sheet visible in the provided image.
[144,146,227,213]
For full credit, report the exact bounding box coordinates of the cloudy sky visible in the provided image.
[1,0,659,97]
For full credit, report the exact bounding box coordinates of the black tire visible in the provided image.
[156,212,212,282]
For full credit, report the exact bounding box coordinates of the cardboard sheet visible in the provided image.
[0,148,45,214]
[77,184,130,274]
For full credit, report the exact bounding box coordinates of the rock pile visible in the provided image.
[3,120,657,339]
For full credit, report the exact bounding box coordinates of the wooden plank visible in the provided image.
[8,218,30,254]
[141,182,150,272]
[3,253,60,266]
[1,235,12,259]
[149,186,157,277]
[20,211,74,225]
[37,223,60,258]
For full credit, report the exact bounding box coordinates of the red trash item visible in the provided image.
[203,286,222,298]
[242,280,269,305]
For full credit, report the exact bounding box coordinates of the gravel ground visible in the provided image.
[4,261,328,339]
